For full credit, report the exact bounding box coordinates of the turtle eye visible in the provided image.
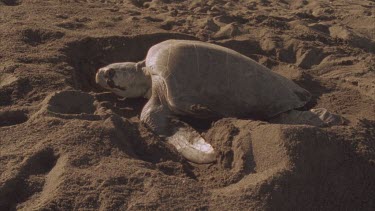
[105,69,115,78]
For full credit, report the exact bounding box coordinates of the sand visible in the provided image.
[0,0,374,210]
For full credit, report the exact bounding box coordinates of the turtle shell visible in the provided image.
[145,40,311,119]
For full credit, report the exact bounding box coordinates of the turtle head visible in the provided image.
[96,62,151,98]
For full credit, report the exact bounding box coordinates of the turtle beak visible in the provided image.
[95,68,107,87]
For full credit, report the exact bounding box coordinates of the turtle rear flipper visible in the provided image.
[270,108,347,127]
[309,108,348,126]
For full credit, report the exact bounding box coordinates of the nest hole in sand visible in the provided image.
[60,33,321,125]
[62,33,197,93]
[61,33,198,120]
[0,110,28,127]
[60,33,324,124]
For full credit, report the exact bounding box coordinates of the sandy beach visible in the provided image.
[1,0,374,210]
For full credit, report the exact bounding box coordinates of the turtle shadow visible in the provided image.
[178,115,218,133]
[94,92,148,120]
[95,91,217,134]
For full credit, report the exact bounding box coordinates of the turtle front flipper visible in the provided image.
[166,121,216,164]
[141,96,216,164]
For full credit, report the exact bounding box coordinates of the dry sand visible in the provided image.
[0,0,375,210]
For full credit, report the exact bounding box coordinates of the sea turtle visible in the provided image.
[95,40,343,164]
